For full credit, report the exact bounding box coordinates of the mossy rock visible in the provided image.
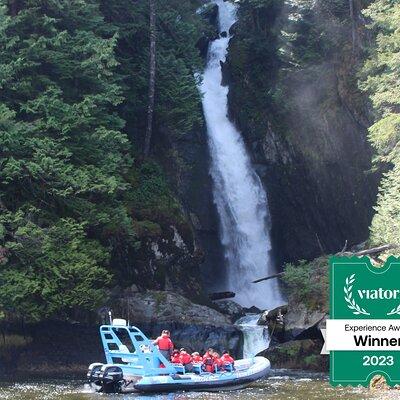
[264,339,328,371]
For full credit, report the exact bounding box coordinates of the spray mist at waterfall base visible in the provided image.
[235,314,271,358]
[200,0,284,310]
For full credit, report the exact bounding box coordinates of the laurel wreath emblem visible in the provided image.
[344,274,370,316]
[387,304,400,316]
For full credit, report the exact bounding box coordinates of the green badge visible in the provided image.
[328,256,400,387]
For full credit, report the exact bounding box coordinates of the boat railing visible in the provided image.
[99,324,177,376]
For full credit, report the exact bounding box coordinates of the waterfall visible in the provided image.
[199,0,283,309]
[236,314,270,358]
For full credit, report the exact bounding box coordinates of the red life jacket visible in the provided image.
[203,352,214,372]
[213,354,223,369]
[221,354,235,364]
[171,354,181,364]
[192,355,203,363]
[154,334,173,351]
[180,352,192,365]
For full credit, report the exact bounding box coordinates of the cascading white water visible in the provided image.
[199,0,283,309]
[236,314,270,358]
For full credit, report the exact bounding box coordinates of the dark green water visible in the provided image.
[0,373,395,400]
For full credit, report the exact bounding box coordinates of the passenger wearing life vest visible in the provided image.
[153,329,174,361]
[191,352,203,363]
[179,348,193,372]
[202,348,215,373]
[170,349,181,364]
[221,350,235,369]
[212,351,223,371]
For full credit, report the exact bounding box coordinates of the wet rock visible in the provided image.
[220,60,230,86]
[200,3,218,28]
[244,306,262,314]
[220,31,227,38]
[118,290,231,326]
[258,305,288,325]
[258,305,288,343]
[196,36,210,59]
[263,339,328,372]
[196,3,219,58]
[284,304,327,341]
[213,300,246,321]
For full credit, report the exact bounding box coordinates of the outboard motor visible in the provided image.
[87,363,104,387]
[98,365,124,393]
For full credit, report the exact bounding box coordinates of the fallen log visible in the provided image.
[339,244,397,257]
[253,245,397,285]
[209,291,235,300]
[252,272,284,284]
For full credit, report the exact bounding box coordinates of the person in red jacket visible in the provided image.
[191,352,203,363]
[202,348,215,373]
[170,350,181,364]
[212,351,223,372]
[179,348,193,372]
[153,330,174,361]
[221,350,235,369]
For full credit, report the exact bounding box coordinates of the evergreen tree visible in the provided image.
[100,0,204,146]
[0,0,214,322]
[0,0,133,321]
[359,0,400,245]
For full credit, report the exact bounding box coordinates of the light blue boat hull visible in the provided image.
[132,357,270,393]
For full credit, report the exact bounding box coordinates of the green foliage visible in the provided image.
[359,0,400,245]
[0,0,132,321]
[126,161,184,223]
[282,256,329,310]
[100,0,206,142]
[0,215,110,321]
[0,0,211,322]
[370,164,400,247]
[278,0,356,67]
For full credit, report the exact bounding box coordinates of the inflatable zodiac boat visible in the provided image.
[87,318,271,393]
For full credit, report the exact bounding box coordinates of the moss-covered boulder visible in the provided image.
[264,339,328,371]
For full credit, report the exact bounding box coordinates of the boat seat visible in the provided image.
[192,364,202,374]
[224,363,234,372]
[173,364,185,374]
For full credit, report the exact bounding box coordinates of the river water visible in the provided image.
[0,374,396,400]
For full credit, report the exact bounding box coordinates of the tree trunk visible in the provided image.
[349,0,357,54]
[144,0,156,157]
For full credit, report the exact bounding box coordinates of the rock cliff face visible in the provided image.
[113,290,242,355]
[152,123,225,297]
[224,0,378,266]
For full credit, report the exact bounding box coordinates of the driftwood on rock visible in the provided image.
[338,244,397,257]
[209,291,235,300]
[252,272,284,284]
[253,245,397,285]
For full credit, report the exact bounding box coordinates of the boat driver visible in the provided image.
[153,329,174,360]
